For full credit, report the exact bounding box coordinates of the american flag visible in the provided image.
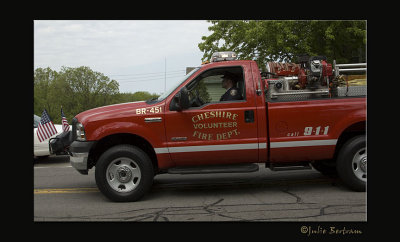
[61,107,70,132]
[37,109,58,142]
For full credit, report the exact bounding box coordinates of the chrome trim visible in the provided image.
[352,147,367,182]
[154,148,169,154]
[153,140,337,154]
[270,139,337,148]
[271,89,329,98]
[171,137,187,141]
[106,157,141,193]
[155,143,261,154]
[144,117,162,123]
[70,152,89,171]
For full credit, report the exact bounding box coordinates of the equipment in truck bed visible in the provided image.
[263,56,366,101]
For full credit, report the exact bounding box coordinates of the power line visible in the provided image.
[108,69,185,77]
[116,72,184,81]
[34,69,186,78]
[117,73,185,83]
[34,70,187,85]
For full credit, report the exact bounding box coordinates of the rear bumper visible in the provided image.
[69,141,96,175]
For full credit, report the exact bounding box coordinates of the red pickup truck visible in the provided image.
[62,52,366,202]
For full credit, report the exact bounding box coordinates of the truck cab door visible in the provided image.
[164,63,259,166]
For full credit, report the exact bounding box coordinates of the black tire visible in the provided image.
[95,145,154,202]
[311,159,338,177]
[336,135,366,192]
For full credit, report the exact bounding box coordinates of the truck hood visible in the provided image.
[75,101,147,125]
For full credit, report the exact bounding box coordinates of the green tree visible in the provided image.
[117,91,159,103]
[34,67,59,118]
[61,66,119,110]
[198,20,366,69]
[34,66,120,124]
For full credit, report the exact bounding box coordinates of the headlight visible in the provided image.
[76,122,86,141]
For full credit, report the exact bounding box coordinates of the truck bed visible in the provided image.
[266,97,366,163]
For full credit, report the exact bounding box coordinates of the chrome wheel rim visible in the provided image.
[352,148,367,182]
[106,157,141,193]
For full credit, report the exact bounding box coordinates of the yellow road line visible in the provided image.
[34,187,99,194]
[34,178,334,194]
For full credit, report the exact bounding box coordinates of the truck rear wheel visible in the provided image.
[336,135,366,192]
[95,145,154,202]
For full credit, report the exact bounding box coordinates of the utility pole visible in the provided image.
[164,57,166,92]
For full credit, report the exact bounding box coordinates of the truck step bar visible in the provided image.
[167,163,259,175]
[269,162,312,171]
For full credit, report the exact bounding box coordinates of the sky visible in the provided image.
[34,20,213,94]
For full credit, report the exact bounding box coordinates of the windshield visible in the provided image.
[154,67,200,102]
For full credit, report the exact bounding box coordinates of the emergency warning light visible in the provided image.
[210,51,237,62]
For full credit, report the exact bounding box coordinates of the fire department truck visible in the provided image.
[51,51,366,202]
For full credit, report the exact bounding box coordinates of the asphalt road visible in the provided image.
[34,155,366,222]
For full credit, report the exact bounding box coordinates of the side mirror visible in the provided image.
[170,87,190,111]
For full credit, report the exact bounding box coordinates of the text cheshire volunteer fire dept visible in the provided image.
[191,111,240,141]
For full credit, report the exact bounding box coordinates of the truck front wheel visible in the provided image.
[95,145,154,202]
[336,135,366,192]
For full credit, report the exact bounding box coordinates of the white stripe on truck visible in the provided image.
[154,139,337,154]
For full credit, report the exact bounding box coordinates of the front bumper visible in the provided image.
[69,141,96,175]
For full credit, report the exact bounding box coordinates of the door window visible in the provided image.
[185,66,245,108]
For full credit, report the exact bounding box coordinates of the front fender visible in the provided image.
[86,119,166,151]
[331,108,366,139]
[89,121,141,141]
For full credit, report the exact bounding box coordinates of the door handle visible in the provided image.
[244,110,254,123]
[144,117,162,123]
